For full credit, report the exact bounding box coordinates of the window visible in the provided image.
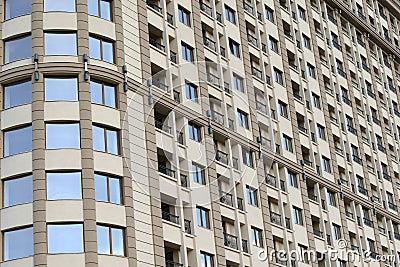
[225,5,236,24]
[278,101,288,118]
[48,224,84,253]
[312,93,321,109]
[322,156,331,173]
[237,109,249,129]
[303,34,311,49]
[92,125,119,155]
[4,35,32,63]
[332,224,341,240]
[229,39,240,58]
[4,80,32,109]
[317,124,325,140]
[251,227,263,247]
[327,190,336,207]
[89,36,114,63]
[4,125,32,156]
[45,77,78,101]
[88,0,112,20]
[265,6,274,23]
[5,0,31,20]
[95,174,122,204]
[46,123,80,149]
[47,172,82,200]
[246,185,258,206]
[3,226,33,261]
[283,134,293,152]
[293,206,303,225]
[192,163,205,185]
[188,122,201,142]
[44,0,76,11]
[269,36,279,53]
[233,74,244,92]
[45,32,77,55]
[242,148,253,167]
[307,63,316,78]
[178,5,190,26]
[196,206,210,228]
[288,171,298,187]
[4,175,33,207]
[90,80,117,108]
[185,82,198,101]
[200,251,214,267]
[274,68,283,85]
[181,42,194,62]
[97,225,125,255]
[298,6,306,20]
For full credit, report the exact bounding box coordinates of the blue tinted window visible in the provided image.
[47,172,82,200]
[4,175,33,207]
[45,33,77,55]
[46,123,80,149]
[4,80,32,109]
[44,0,76,12]
[48,224,83,253]
[4,227,34,261]
[5,0,31,19]
[4,126,32,156]
[45,77,78,101]
[5,35,31,63]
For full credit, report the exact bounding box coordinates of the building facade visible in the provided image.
[2,0,400,266]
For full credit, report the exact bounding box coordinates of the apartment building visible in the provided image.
[3,0,400,266]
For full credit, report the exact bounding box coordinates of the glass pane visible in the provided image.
[47,172,82,200]
[4,126,32,156]
[102,41,114,63]
[92,126,105,152]
[4,175,33,207]
[88,0,99,16]
[100,0,111,20]
[4,227,34,261]
[90,81,103,105]
[48,224,83,253]
[5,0,31,19]
[97,225,110,254]
[45,33,77,55]
[94,174,108,202]
[5,35,32,63]
[111,228,124,256]
[109,177,121,204]
[104,84,116,108]
[106,129,118,154]
[44,0,76,12]
[89,37,101,59]
[45,77,78,101]
[46,123,80,149]
[4,80,32,109]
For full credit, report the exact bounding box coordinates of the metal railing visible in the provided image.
[270,211,282,226]
[173,90,180,103]
[184,219,192,234]
[313,228,324,237]
[149,38,166,52]
[223,232,238,250]
[242,239,249,253]
[166,260,183,267]
[216,150,229,165]
[158,165,176,178]
[152,78,169,91]
[176,131,184,145]
[251,66,263,80]
[247,34,258,47]
[180,174,188,188]
[147,0,162,13]
[162,211,180,224]
[170,51,177,64]
[220,191,234,207]
[256,100,268,113]
[206,72,220,88]
[167,13,174,25]
[363,217,373,227]
[203,36,216,51]
[237,197,244,211]
[200,1,212,16]
[155,120,172,134]
[266,174,277,188]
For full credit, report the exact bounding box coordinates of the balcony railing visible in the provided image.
[256,100,268,114]
[155,120,172,134]
[152,78,169,91]
[266,174,277,188]
[308,193,318,202]
[184,219,192,234]
[203,36,216,51]
[247,34,258,47]
[358,185,368,195]
[388,202,398,211]
[200,1,212,16]
[342,96,352,106]
[327,13,337,24]
[170,51,177,64]
[313,228,324,237]
[158,165,176,178]
[208,110,224,127]
[345,210,354,219]
[270,211,282,226]
[243,1,254,15]
[176,131,184,145]
[251,66,263,80]
[149,38,166,52]
[147,0,162,13]
[166,260,183,267]
[363,217,373,227]
[242,239,249,253]
[352,155,362,165]
[207,72,220,88]
[237,197,244,211]
[285,217,291,229]
[223,232,238,250]
[372,116,381,126]
[173,90,180,103]
[167,13,174,25]
[216,150,228,165]
[260,136,272,149]
[162,211,180,224]
[337,68,347,78]
[180,174,188,188]
[220,191,234,207]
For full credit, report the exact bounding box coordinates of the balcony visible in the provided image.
[223,232,238,250]
[200,1,212,16]
[251,66,263,80]
[363,217,373,227]
[210,110,224,125]
[266,174,277,188]
[155,120,172,134]
[347,125,357,134]
[158,165,176,178]
[313,228,324,238]
[216,150,229,165]
[237,197,244,211]
[220,191,234,207]
[372,116,381,126]
[367,90,376,99]
[260,136,272,149]
[308,193,318,202]
[377,144,386,153]
[345,210,354,219]
[203,36,216,52]
[207,72,220,88]
[247,34,258,47]
[170,51,177,64]
[342,96,352,106]
[173,90,180,103]
[256,100,268,114]
[180,174,188,188]
[243,1,254,15]
[270,211,282,226]
[352,155,362,165]
[149,38,166,52]
[302,159,313,167]
[166,260,183,267]
[362,63,370,73]
[242,239,249,253]
[327,13,337,24]
[388,202,397,211]
[358,185,368,195]
[184,219,192,234]
[332,40,342,50]
[162,211,180,224]
[152,78,169,92]
[337,68,347,78]
[147,0,162,13]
